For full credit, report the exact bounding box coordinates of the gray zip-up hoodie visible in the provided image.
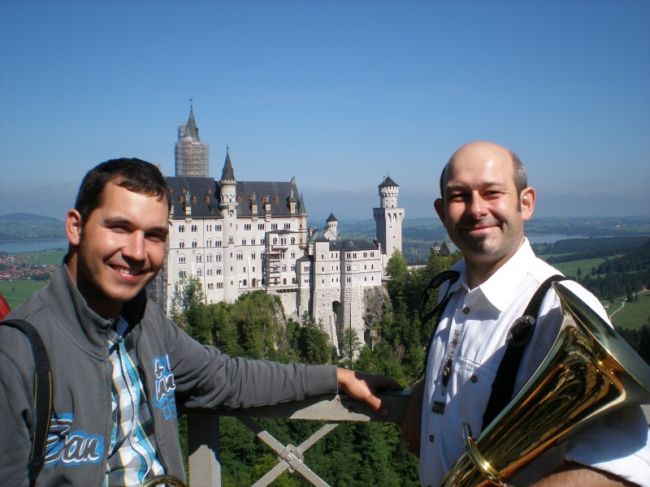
[0,265,337,486]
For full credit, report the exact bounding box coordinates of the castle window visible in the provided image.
[216,253,222,262]
[216,268,222,275]
[229,236,234,244]
[273,238,278,245]
[291,237,295,245]
[207,269,213,276]
[207,254,212,263]
[207,283,213,289]
[179,271,187,278]
[242,279,247,287]
[251,253,256,260]
[197,269,202,276]
[206,239,212,247]
[179,241,185,249]
[191,241,197,248]
[206,225,212,232]
[196,254,202,263]
[217,282,223,289]
[347,277,351,283]
[291,252,295,258]
[271,223,278,230]
[284,223,290,229]
[244,223,252,231]
[258,223,264,230]
[215,240,222,247]
[242,238,247,246]
[251,238,256,245]
[191,225,198,232]
[178,225,185,232]
[216,224,222,231]
[178,256,185,264]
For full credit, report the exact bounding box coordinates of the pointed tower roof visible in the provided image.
[184,106,200,140]
[326,213,338,223]
[299,193,307,215]
[221,148,236,181]
[379,175,398,188]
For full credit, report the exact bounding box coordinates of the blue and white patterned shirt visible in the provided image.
[104,317,165,486]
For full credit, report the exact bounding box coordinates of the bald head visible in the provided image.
[439,141,528,202]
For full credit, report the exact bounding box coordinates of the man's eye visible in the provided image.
[147,232,167,242]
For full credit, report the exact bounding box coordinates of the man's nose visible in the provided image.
[123,232,146,260]
[468,193,488,217]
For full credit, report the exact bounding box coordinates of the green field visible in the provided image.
[611,291,650,330]
[28,249,66,265]
[551,258,606,279]
[0,279,48,310]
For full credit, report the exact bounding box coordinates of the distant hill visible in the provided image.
[0,213,65,241]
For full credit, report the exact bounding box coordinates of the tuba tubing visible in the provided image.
[438,282,650,487]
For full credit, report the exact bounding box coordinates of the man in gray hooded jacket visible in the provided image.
[0,158,397,486]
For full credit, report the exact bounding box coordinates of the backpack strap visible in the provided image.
[2,319,53,487]
[481,275,565,430]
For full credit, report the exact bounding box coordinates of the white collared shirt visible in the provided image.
[419,239,650,487]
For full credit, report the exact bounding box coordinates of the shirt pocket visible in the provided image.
[452,357,499,437]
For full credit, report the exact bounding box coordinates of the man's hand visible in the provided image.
[336,368,401,416]
[400,380,424,457]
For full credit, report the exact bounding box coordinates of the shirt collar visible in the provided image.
[455,238,535,312]
[480,238,535,312]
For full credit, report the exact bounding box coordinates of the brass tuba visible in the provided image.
[438,283,650,487]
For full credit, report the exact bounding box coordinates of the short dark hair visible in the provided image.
[74,158,171,223]
[438,149,528,201]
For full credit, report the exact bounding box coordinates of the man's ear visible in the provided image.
[66,209,83,246]
[434,198,446,225]
[520,187,536,221]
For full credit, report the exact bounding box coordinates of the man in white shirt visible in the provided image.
[401,141,650,486]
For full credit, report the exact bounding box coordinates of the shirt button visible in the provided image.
[428,434,435,442]
[462,306,470,314]
[470,374,478,383]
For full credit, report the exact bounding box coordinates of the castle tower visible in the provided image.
[219,149,239,302]
[373,176,405,266]
[175,102,209,177]
[324,213,338,240]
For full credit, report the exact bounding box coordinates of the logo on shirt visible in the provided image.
[153,354,177,420]
[44,413,104,467]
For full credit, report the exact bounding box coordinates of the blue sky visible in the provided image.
[1,0,649,224]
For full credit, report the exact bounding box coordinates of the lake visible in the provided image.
[0,239,69,253]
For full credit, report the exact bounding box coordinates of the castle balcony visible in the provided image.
[186,390,410,487]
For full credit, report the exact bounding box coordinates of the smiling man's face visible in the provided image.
[65,181,169,318]
[434,141,536,286]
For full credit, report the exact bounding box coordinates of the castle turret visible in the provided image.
[324,213,338,240]
[219,148,239,302]
[373,176,404,266]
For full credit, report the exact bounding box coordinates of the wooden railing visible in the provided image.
[186,391,410,487]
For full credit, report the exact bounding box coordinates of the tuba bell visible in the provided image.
[438,282,650,487]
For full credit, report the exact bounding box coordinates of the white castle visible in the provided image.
[151,107,405,351]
